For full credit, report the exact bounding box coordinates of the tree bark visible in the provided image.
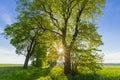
[64,45,71,74]
[23,37,36,69]
[71,62,78,75]
[23,54,31,69]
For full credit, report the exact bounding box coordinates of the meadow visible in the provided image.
[0,64,120,80]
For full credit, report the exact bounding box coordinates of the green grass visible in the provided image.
[0,64,23,67]
[96,66,120,80]
[0,64,120,80]
[0,64,49,80]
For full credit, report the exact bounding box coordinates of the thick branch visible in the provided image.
[33,17,62,37]
[41,3,62,32]
[45,28,62,37]
[70,0,88,48]
[28,1,62,37]
[27,29,38,54]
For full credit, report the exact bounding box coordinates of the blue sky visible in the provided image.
[0,0,25,64]
[99,0,120,53]
[0,0,120,64]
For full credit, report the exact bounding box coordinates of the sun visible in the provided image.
[58,48,63,53]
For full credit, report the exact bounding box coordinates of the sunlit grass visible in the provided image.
[96,66,120,80]
[0,64,120,80]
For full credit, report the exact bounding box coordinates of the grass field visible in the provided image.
[0,64,120,80]
[96,66,120,80]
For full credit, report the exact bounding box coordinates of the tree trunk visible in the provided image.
[64,46,71,74]
[23,54,31,69]
[23,40,36,69]
[71,62,78,75]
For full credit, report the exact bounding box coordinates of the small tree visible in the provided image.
[31,44,47,67]
[4,0,49,68]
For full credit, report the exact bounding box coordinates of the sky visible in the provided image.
[0,0,120,64]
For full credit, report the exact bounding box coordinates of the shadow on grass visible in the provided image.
[9,67,50,80]
[0,66,50,80]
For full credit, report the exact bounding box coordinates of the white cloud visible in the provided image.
[0,55,25,64]
[0,47,15,54]
[104,52,120,63]
[0,28,4,34]
[2,13,12,25]
[0,6,12,25]
[0,47,26,64]
[0,47,120,64]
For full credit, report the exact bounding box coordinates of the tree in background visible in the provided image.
[4,0,60,69]
[4,0,49,68]
[31,44,47,67]
[4,22,39,69]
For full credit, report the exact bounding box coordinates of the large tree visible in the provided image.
[4,0,106,75]
[31,0,105,74]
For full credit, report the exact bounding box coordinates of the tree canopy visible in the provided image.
[4,0,106,75]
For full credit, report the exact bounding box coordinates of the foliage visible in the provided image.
[4,0,106,74]
[47,46,59,68]
[37,76,52,80]
[29,0,106,74]
[71,22,104,74]
[4,0,50,68]
[31,44,47,67]
[50,66,64,77]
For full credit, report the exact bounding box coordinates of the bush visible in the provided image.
[37,76,52,80]
[50,66,68,80]
[56,76,68,80]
